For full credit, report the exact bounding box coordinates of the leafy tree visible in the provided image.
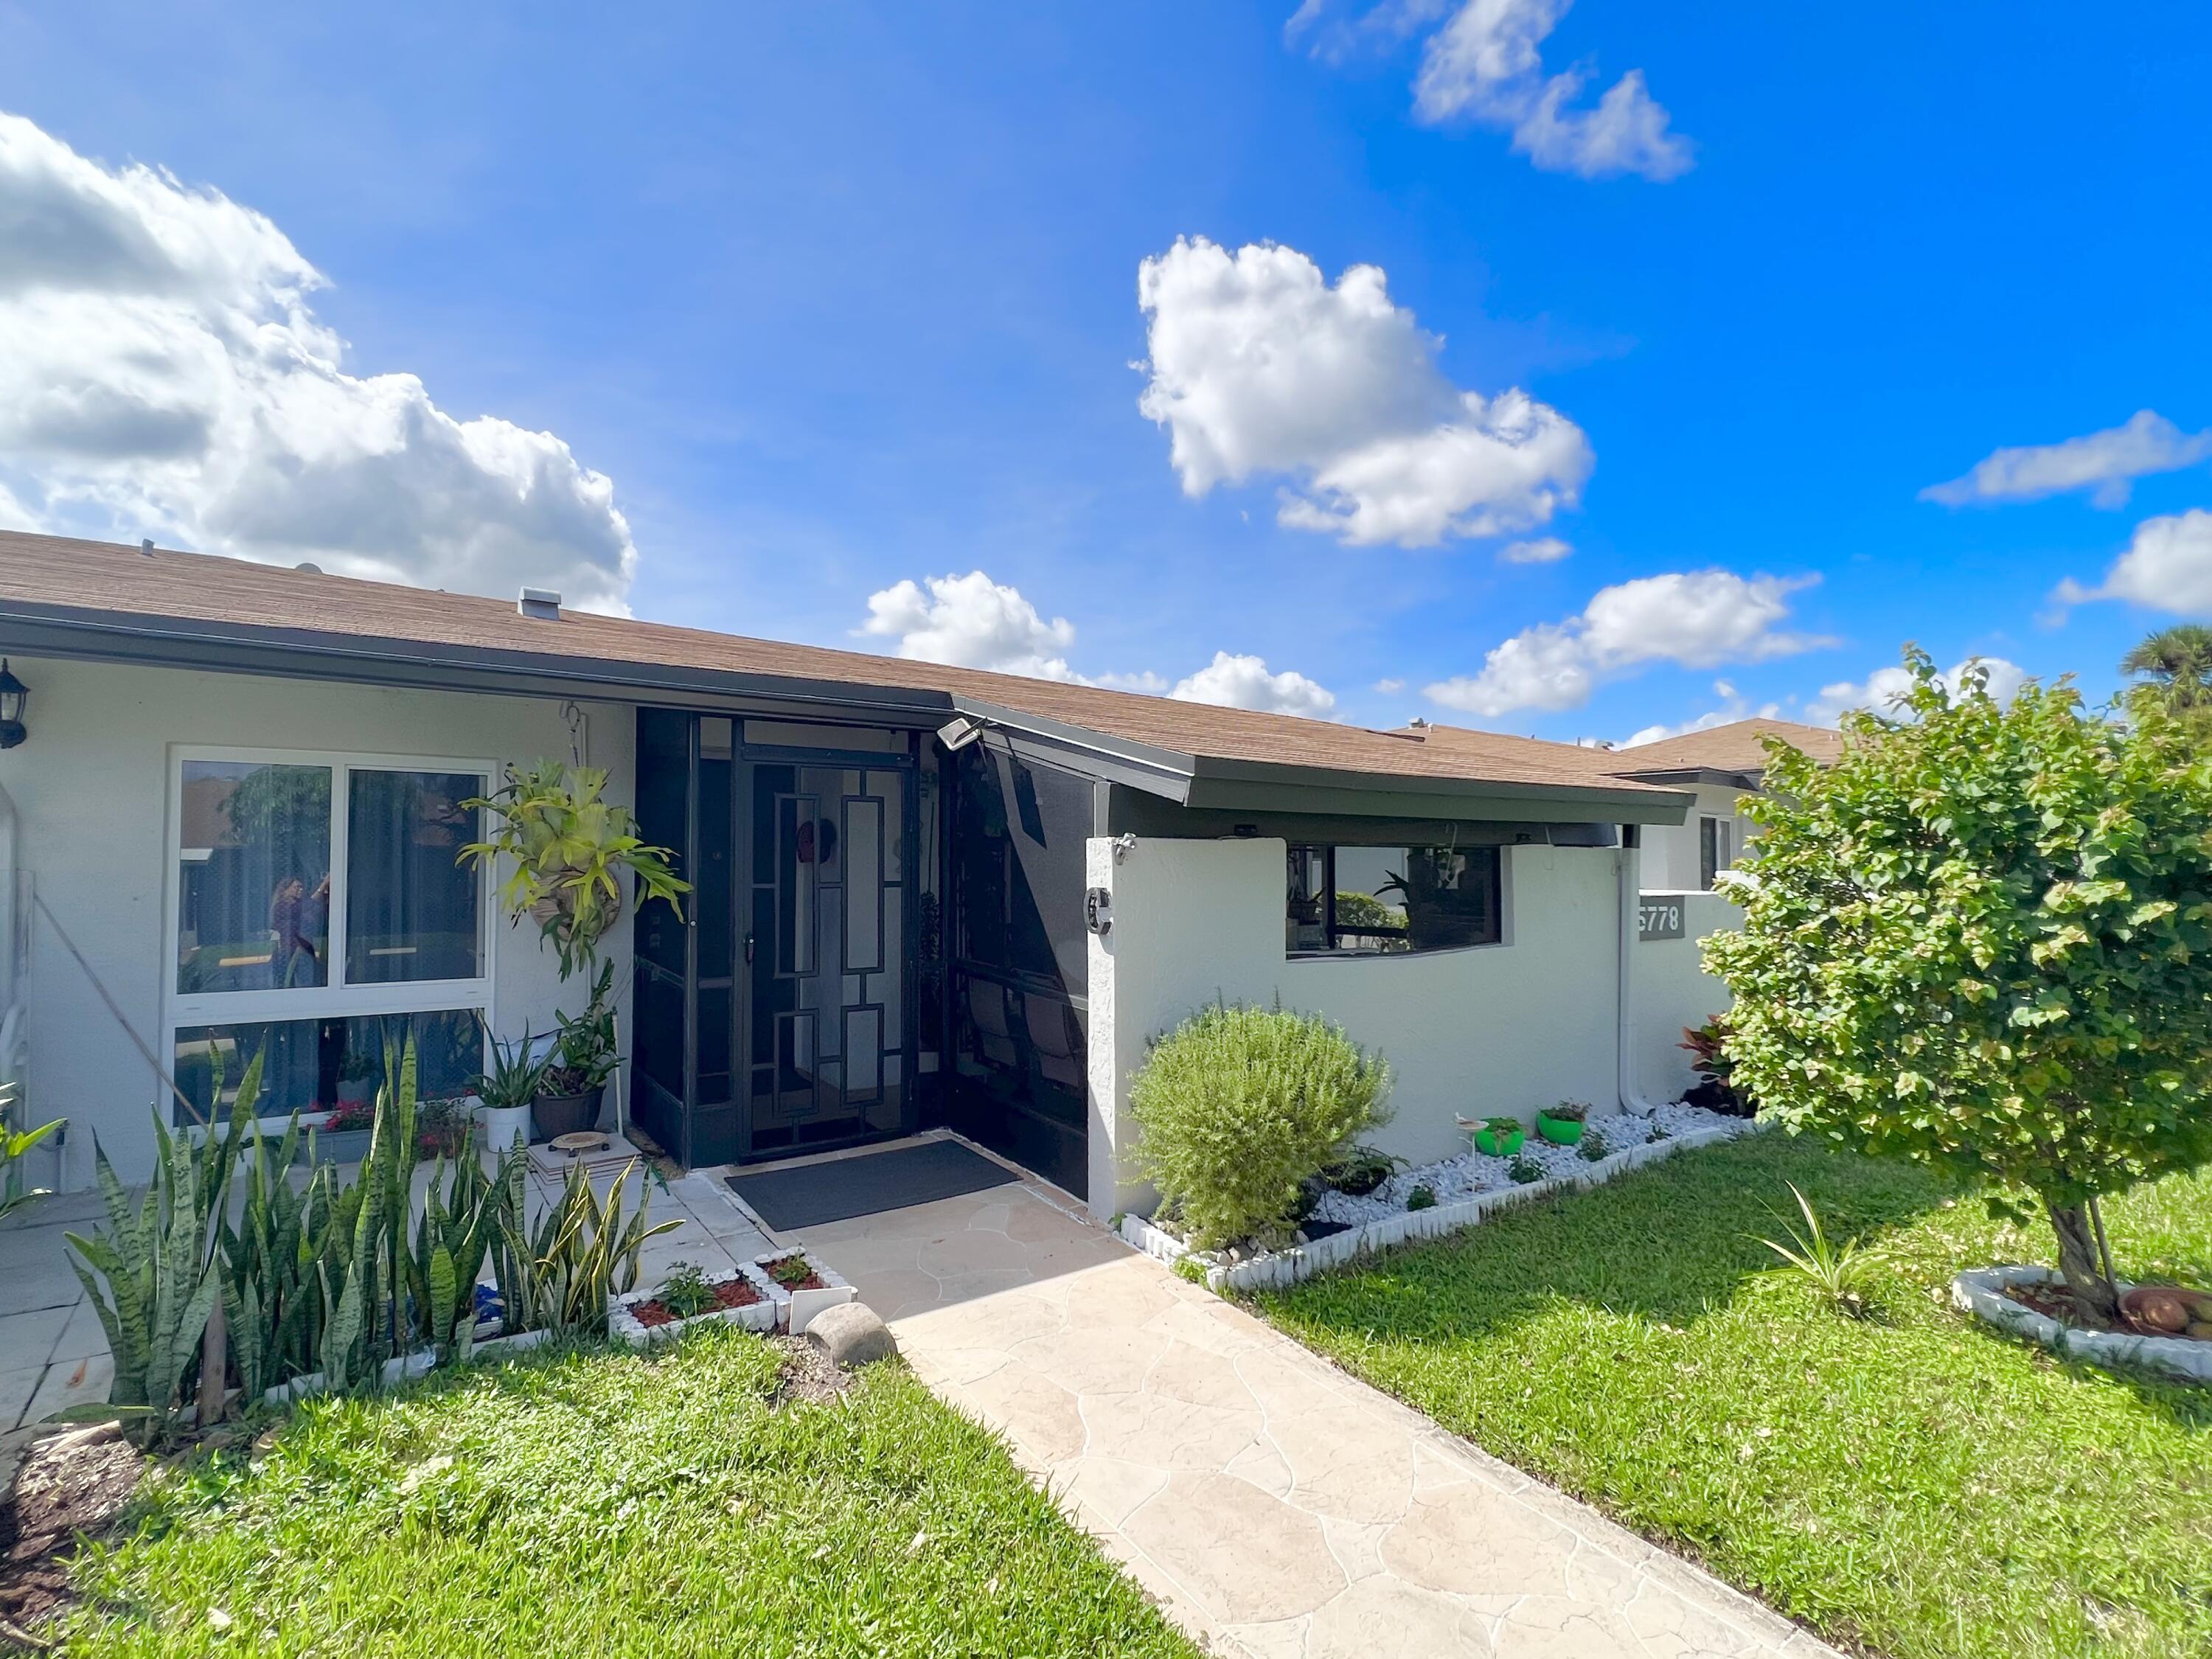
[1704,650,2212,1324]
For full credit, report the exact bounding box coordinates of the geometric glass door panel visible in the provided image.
[740,760,914,1158]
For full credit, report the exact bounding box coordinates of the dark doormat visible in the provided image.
[727,1139,1020,1231]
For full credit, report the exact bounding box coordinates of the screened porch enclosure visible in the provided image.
[631,711,922,1169]
[627,709,1095,1202]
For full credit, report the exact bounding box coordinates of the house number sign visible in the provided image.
[1638,900,1686,941]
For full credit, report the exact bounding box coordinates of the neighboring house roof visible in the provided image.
[1602,718,1844,784]
[1405,714,1843,793]
[0,530,1691,822]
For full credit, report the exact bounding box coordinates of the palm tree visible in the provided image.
[2121,625,2212,720]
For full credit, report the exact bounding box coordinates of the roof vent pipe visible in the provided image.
[518,587,563,621]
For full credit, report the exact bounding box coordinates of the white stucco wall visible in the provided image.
[0,655,636,1185]
[1630,888,1739,1102]
[1086,835,1631,1216]
[1641,782,1755,892]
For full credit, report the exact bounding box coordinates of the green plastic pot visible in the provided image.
[1536,1110,1585,1147]
[1472,1125,1525,1158]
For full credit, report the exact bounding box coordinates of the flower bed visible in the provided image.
[754,1249,856,1334]
[1123,1102,1761,1293]
[1950,1265,2212,1384]
[611,1262,782,1347]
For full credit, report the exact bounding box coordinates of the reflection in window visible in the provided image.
[171,1007,481,1124]
[1699,816,1733,891]
[1286,844,1503,955]
[345,770,484,984]
[176,762,332,995]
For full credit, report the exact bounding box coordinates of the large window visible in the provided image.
[1286,844,1503,956]
[168,751,492,1121]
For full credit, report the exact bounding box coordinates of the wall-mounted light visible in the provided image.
[0,660,26,750]
[935,713,988,753]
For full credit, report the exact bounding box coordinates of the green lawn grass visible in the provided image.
[58,1330,1200,1658]
[1259,1133,2212,1659]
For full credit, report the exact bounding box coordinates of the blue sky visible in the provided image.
[3,2,2209,742]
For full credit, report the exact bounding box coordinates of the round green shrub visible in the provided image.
[1130,1001,1391,1251]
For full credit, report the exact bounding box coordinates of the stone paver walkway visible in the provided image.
[772,1163,1840,1659]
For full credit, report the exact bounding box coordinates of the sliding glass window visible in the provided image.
[167,750,492,1122]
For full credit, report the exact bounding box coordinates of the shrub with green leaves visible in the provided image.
[1705,650,2212,1324]
[1130,1001,1390,1250]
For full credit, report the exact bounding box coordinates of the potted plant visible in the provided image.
[1471,1116,1524,1158]
[474,1020,548,1151]
[462,761,689,978]
[416,1095,475,1160]
[462,762,688,1141]
[1536,1101,1588,1146]
[299,1096,377,1164]
[535,959,619,1139]
[755,1248,855,1335]
[334,1047,376,1109]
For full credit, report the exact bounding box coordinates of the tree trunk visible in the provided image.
[2042,1197,2122,1328]
[197,1298,228,1428]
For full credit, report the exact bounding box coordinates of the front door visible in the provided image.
[738,759,917,1159]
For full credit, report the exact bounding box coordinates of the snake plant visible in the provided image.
[65,1049,257,1443]
[501,1158,677,1336]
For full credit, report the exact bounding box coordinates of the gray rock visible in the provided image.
[804,1301,897,1368]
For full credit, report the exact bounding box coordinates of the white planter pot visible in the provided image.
[476,1102,533,1152]
[754,1249,856,1334]
[611,1261,782,1347]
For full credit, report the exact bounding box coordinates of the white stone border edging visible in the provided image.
[1951,1265,2212,1385]
[610,1260,783,1348]
[1121,1121,1760,1295]
[755,1248,858,1334]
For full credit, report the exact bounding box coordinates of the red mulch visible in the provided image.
[765,1259,827,1293]
[1,1424,147,1640]
[2003,1280,2212,1341]
[630,1276,763,1329]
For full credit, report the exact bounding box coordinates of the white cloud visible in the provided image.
[1170,652,1339,719]
[2051,509,2212,616]
[1498,535,1571,563]
[1616,681,1778,748]
[1411,0,1693,180]
[1424,569,1826,717]
[859,571,1080,681]
[1136,236,1592,549]
[858,571,1340,718]
[0,112,636,611]
[1806,656,2028,724]
[1374,677,1408,694]
[1921,411,2212,510]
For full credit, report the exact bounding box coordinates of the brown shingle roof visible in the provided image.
[0,531,1684,805]
[1604,717,1844,778]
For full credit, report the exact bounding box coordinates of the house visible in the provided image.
[1409,715,1843,1101]
[1596,719,1845,893]
[0,529,1712,1218]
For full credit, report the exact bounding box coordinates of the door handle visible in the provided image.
[744,931,756,964]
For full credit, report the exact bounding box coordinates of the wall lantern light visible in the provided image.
[0,660,25,750]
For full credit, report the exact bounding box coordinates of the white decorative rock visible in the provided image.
[1951,1265,2212,1384]
[1120,1113,1771,1295]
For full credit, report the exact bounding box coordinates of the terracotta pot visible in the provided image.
[532,1083,604,1140]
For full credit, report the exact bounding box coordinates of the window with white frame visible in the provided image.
[1698,815,1734,891]
[167,750,494,1123]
